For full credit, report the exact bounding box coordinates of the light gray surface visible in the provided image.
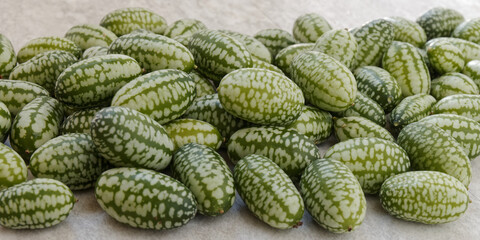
[1,0,480,239]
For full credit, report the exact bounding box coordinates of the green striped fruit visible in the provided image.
[219,30,272,63]
[81,46,108,59]
[352,19,394,68]
[183,94,249,142]
[173,34,192,47]
[0,178,74,229]
[426,40,465,75]
[172,143,235,216]
[286,105,332,144]
[301,159,366,233]
[337,92,386,126]
[390,93,436,129]
[432,94,480,121]
[431,73,479,100]
[189,70,215,99]
[234,154,304,229]
[0,102,11,142]
[189,30,252,82]
[274,43,314,78]
[312,29,357,69]
[354,66,402,112]
[0,143,27,190]
[17,36,81,63]
[65,24,117,50]
[416,7,464,40]
[324,137,410,194]
[111,69,195,124]
[433,37,480,62]
[60,108,101,135]
[30,133,106,190]
[0,33,16,78]
[95,167,196,230]
[227,126,321,178]
[218,68,303,125]
[164,118,222,151]
[384,16,427,48]
[452,18,480,44]
[9,50,78,95]
[382,41,431,97]
[254,29,297,58]
[10,96,64,162]
[293,13,332,43]
[291,51,357,112]
[55,54,142,109]
[419,114,480,158]
[164,18,207,38]
[91,106,174,171]
[250,57,283,74]
[397,121,471,187]
[0,80,49,116]
[462,60,480,89]
[100,8,167,36]
[334,116,394,142]
[108,32,194,73]
[380,171,469,224]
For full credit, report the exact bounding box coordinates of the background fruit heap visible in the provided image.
[0,6,478,234]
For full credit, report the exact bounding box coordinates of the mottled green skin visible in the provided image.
[352,19,394,68]
[397,122,471,187]
[91,107,174,171]
[164,18,207,38]
[337,92,386,126]
[173,35,192,47]
[0,80,49,116]
[432,37,480,62]
[172,143,234,216]
[254,29,297,58]
[188,30,252,82]
[227,126,321,178]
[108,32,194,73]
[354,66,402,112]
[234,154,304,229]
[0,34,16,78]
[55,54,142,109]
[432,94,480,122]
[431,73,478,100]
[65,24,117,50]
[293,13,332,43]
[17,36,81,63]
[426,40,465,75]
[0,143,27,190]
[183,94,249,142]
[30,133,105,190]
[100,7,167,36]
[390,94,436,130]
[112,69,196,124]
[416,7,464,40]
[452,18,480,44]
[164,119,222,151]
[324,137,410,194]
[384,16,426,47]
[419,114,480,158]
[383,41,431,97]
[9,50,78,95]
[10,96,64,162]
[301,159,366,233]
[462,60,480,89]
[380,171,469,224]
[218,68,304,125]
[219,30,272,63]
[250,57,283,74]
[95,168,197,230]
[189,70,215,99]
[274,43,314,78]
[81,46,109,59]
[313,29,357,69]
[334,116,394,142]
[291,51,357,112]
[0,178,75,229]
[286,105,332,144]
[0,102,11,142]
[61,108,101,135]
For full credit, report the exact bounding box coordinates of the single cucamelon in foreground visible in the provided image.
[164,118,223,151]
[432,94,480,122]
[0,80,49,116]
[0,143,27,190]
[352,19,394,68]
[390,94,436,129]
